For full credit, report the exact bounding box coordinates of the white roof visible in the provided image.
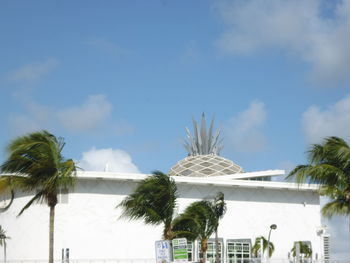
[77,170,319,192]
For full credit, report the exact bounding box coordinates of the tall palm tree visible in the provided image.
[118,170,178,240]
[173,193,226,263]
[212,192,226,263]
[252,236,275,258]
[0,131,77,263]
[0,226,10,263]
[287,136,350,217]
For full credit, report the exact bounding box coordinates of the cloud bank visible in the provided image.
[224,101,267,153]
[79,147,140,173]
[9,94,113,135]
[8,59,58,84]
[58,95,112,132]
[216,0,350,86]
[302,95,350,144]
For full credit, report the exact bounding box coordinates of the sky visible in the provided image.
[1,0,350,259]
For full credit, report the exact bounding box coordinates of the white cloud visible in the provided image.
[9,114,45,136]
[8,58,58,84]
[215,0,350,86]
[224,101,267,152]
[57,94,112,132]
[8,94,113,135]
[302,95,350,144]
[8,102,54,136]
[79,147,140,173]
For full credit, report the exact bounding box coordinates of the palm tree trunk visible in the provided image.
[49,204,55,263]
[200,238,208,263]
[215,229,220,263]
[163,222,173,240]
[4,241,6,263]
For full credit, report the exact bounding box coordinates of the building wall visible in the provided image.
[0,177,321,261]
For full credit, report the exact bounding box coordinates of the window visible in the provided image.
[227,239,251,263]
[187,241,194,261]
[198,239,223,263]
[323,235,330,262]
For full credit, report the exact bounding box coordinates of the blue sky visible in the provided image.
[1,0,350,259]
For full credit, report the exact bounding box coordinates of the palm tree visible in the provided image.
[287,136,350,217]
[252,236,275,258]
[291,241,312,260]
[212,192,226,263]
[173,193,226,263]
[0,131,77,263]
[118,170,178,240]
[0,226,10,263]
[173,201,216,263]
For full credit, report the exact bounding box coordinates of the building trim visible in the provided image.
[76,170,319,192]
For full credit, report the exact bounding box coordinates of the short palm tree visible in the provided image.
[0,226,10,263]
[252,236,275,258]
[287,136,350,217]
[0,131,77,263]
[173,201,216,263]
[173,193,226,263]
[291,241,312,259]
[118,170,178,240]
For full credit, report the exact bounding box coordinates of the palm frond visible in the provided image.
[117,171,178,238]
[0,189,15,213]
[289,158,345,186]
[172,215,201,241]
[321,199,350,218]
[213,192,226,220]
[287,165,313,184]
[1,130,76,212]
[308,144,326,164]
[18,190,45,216]
[0,176,12,193]
[289,136,350,218]
[174,199,219,241]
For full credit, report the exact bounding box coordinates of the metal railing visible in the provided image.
[1,259,349,263]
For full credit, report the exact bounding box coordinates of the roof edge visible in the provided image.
[75,170,319,192]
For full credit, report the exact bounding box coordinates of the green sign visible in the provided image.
[172,238,188,261]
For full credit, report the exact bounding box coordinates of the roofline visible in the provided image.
[209,170,285,180]
[76,170,319,192]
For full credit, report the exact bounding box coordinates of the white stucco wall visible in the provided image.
[0,172,322,261]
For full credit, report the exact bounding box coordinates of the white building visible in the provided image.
[0,116,329,262]
[0,168,328,262]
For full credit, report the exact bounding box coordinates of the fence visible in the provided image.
[1,259,350,263]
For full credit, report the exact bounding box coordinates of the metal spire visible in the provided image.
[183,113,223,156]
